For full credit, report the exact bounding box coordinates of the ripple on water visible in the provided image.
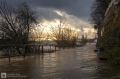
[0,43,120,79]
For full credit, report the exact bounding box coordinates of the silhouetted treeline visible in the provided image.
[0,1,37,54]
[90,0,111,28]
[0,1,37,44]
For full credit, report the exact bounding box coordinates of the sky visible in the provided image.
[5,0,96,38]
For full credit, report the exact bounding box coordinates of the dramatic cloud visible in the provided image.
[5,0,94,21]
[5,0,96,38]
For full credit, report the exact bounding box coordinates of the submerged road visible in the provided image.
[0,43,120,79]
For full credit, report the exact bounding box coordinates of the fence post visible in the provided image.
[55,45,56,51]
[34,46,36,55]
[42,45,43,54]
[50,45,51,52]
[8,48,11,63]
[23,45,25,59]
[39,45,40,55]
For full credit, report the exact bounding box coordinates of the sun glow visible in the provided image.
[41,19,80,33]
[54,11,63,16]
[30,19,81,41]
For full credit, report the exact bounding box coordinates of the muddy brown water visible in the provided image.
[0,43,120,79]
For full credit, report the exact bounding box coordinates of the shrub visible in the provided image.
[103,47,120,65]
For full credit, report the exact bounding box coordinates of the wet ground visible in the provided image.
[0,43,120,79]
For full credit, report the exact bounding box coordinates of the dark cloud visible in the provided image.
[4,0,96,38]
[5,0,94,22]
[36,8,60,21]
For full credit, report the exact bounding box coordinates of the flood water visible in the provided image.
[0,43,120,79]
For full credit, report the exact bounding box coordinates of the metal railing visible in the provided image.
[0,44,58,63]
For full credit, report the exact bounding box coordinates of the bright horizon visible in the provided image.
[29,19,96,40]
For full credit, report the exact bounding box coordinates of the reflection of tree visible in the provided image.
[50,19,78,46]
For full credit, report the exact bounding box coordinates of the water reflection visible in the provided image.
[0,43,120,79]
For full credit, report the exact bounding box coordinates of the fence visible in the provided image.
[0,44,58,63]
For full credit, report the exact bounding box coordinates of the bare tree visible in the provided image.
[0,1,37,54]
[15,2,37,43]
[90,0,111,28]
[29,24,44,43]
[90,0,111,47]
[50,19,78,47]
[0,1,37,44]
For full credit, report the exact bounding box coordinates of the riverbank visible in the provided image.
[96,0,120,65]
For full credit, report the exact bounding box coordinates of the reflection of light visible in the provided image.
[52,37,57,40]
